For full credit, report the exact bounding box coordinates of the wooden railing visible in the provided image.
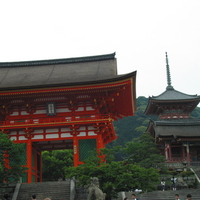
[0,114,112,127]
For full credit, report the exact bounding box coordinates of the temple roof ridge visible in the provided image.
[0,52,116,68]
[151,88,199,100]
[0,52,138,91]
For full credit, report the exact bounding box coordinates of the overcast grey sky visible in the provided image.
[1,0,200,98]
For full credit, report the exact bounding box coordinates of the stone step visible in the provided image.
[16,181,70,200]
[125,189,200,200]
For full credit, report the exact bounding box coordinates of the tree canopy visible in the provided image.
[123,133,166,170]
[42,149,73,181]
[0,132,26,186]
[65,152,159,199]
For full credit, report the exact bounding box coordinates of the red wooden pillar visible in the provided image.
[182,145,186,160]
[164,143,169,161]
[73,136,79,167]
[97,134,105,162]
[168,144,172,161]
[27,139,32,183]
[97,134,104,149]
[186,143,191,166]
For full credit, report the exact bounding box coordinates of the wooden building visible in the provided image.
[144,53,200,165]
[0,53,137,183]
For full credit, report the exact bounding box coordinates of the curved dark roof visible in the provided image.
[144,88,200,115]
[154,118,200,126]
[0,53,136,91]
[144,53,200,115]
[151,88,199,101]
[0,53,116,68]
[147,119,200,138]
[0,71,137,91]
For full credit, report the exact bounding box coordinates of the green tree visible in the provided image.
[42,149,73,181]
[124,133,166,169]
[66,161,159,199]
[0,132,26,186]
[65,148,159,199]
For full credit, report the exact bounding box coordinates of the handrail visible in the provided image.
[190,168,200,183]
[70,178,76,200]
[0,114,111,127]
[11,183,21,200]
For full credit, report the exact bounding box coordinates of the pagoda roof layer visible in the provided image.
[144,53,200,115]
[0,52,131,90]
[144,88,200,115]
[151,89,199,101]
[148,119,200,138]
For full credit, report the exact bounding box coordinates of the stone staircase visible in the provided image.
[16,181,70,200]
[125,189,200,200]
[191,166,200,180]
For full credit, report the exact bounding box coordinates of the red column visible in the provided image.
[97,134,105,163]
[186,143,190,166]
[27,139,32,183]
[73,136,79,167]
[97,134,105,149]
[164,144,169,161]
[168,144,172,161]
[182,145,186,160]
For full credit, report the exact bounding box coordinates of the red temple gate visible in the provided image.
[0,53,137,183]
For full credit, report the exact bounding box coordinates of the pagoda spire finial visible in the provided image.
[165,52,174,90]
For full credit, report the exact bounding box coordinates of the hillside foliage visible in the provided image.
[109,96,200,149]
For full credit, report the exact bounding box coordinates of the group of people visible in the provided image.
[124,193,139,200]
[175,193,192,200]
[123,193,193,200]
[160,177,193,199]
[161,176,178,191]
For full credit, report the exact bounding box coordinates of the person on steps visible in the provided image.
[131,194,139,200]
[31,194,36,200]
[161,180,165,191]
[4,194,11,200]
[175,194,180,200]
[186,194,192,200]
